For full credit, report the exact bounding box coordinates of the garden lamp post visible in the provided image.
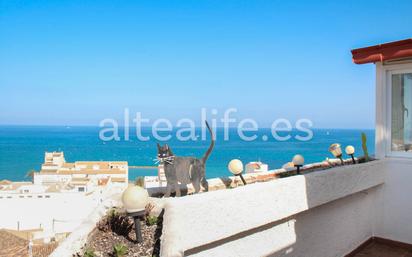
[345,145,356,164]
[121,185,149,243]
[228,159,247,185]
[329,143,344,165]
[292,154,304,174]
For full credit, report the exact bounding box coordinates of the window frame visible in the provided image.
[385,65,412,158]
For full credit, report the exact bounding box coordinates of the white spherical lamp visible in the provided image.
[228,159,246,185]
[345,145,355,155]
[228,159,244,175]
[122,185,149,213]
[345,145,356,164]
[292,154,304,174]
[292,154,304,166]
[121,185,149,243]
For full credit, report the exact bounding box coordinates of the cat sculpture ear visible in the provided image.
[165,144,173,155]
[157,143,161,151]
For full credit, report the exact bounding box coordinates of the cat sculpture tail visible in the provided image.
[201,121,215,164]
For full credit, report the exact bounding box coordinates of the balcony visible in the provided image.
[158,158,411,257]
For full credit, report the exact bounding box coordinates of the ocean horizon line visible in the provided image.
[0,124,375,131]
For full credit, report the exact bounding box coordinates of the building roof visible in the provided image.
[0,230,28,256]
[70,177,91,185]
[56,169,126,175]
[45,184,62,193]
[62,163,75,168]
[42,163,59,167]
[0,180,12,185]
[98,178,110,186]
[75,161,127,166]
[111,177,126,183]
[351,38,412,64]
[71,177,90,181]
[38,169,126,175]
[38,170,58,175]
[0,229,58,256]
[0,182,32,191]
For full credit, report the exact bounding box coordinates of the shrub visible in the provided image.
[113,243,128,257]
[83,248,96,257]
[108,208,117,217]
[97,210,133,237]
[146,215,158,226]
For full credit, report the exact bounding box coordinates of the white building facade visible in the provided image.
[33,152,129,191]
[353,39,412,244]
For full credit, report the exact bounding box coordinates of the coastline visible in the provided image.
[0,126,375,182]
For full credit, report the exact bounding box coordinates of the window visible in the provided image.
[391,72,412,153]
[78,187,85,192]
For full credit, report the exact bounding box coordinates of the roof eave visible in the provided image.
[351,38,412,64]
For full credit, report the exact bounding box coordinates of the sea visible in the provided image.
[0,126,375,182]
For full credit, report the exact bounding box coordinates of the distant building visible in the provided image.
[33,152,128,192]
[0,152,127,243]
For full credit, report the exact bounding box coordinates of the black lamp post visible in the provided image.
[127,210,145,243]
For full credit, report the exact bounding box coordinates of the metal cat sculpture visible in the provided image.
[156,121,214,197]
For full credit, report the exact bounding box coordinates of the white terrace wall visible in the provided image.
[374,158,412,244]
[160,161,385,257]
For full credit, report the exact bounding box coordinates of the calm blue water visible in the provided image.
[0,126,375,181]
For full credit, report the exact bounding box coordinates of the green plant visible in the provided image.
[83,248,96,257]
[146,215,158,226]
[97,210,133,238]
[108,208,117,217]
[113,243,128,257]
[111,214,133,237]
[135,176,144,187]
[361,132,370,161]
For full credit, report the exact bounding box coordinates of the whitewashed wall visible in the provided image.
[374,158,412,243]
[189,187,379,257]
[373,60,412,243]
[160,161,385,257]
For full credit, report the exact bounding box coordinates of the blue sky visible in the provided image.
[0,0,411,128]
